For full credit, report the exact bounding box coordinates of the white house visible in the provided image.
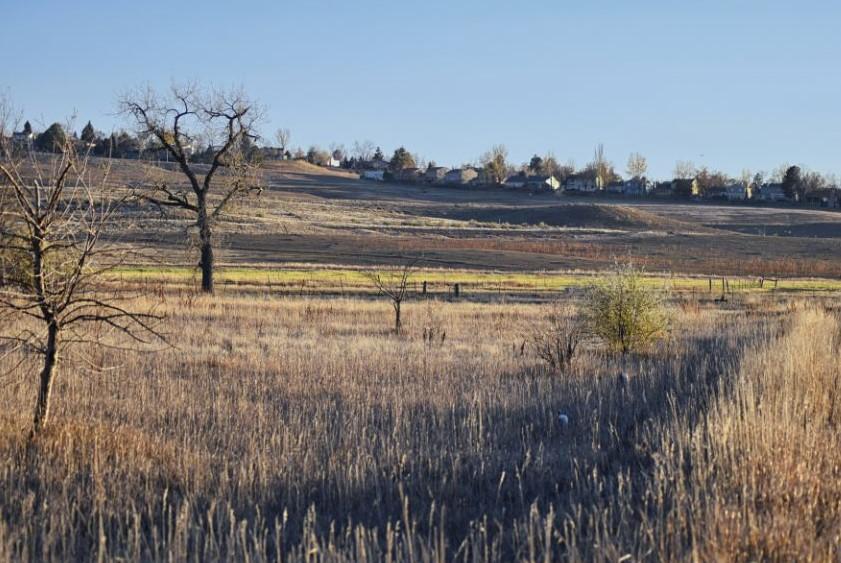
[361,170,385,182]
[444,168,479,185]
[564,175,598,193]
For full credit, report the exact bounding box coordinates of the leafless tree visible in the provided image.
[626,152,648,179]
[120,84,264,293]
[352,140,375,162]
[0,98,165,434]
[364,258,418,335]
[275,128,290,153]
[673,160,696,180]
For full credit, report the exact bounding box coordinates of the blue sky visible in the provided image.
[3,0,840,178]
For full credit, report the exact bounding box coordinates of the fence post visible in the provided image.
[454,283,460,298]
[422,280,427,295]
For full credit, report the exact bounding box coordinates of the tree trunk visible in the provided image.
[394,302,401,335]
[33,322,59,433]
[198,198,214,293]
[200,235,214,293]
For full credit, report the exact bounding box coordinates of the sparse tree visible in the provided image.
[481,144,509,184]
[352,140,375,162]
[626,152,647,179]
[120,84,263,293]
[364,259,418,335]
[592,143,611,188]
[673,160,696,180]
[0,99,165,434]
[275,128,290,153]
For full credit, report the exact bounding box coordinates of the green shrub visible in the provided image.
[586,262,668,353]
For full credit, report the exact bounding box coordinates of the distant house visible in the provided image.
[671,178,699,198]
[326,156,341,168]
[650,182,674,198]
[443,167,479,185]
[395,167,421,183]
[757,183,788,202]
[723,184,749,201]
[503,173,528,189]
[12,130,35,146]
[804,188,841,208]
[425,166,449,184]
[703,186,728,200]
[605,181,625,194]
[526,175,561,191]
[623,178,648,196]
[361,170,385,182]
[564,174,598,193]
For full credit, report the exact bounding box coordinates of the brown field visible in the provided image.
[109,160,841,277]
[1,286,840,560]
[2,159,841,561]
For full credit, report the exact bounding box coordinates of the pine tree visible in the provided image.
[80,121,96,144]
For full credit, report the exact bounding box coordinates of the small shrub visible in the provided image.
[586,262,668,353]
[530,303,582,373]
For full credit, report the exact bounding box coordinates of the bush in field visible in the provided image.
[530,303,582,373]
[586,262,667,353]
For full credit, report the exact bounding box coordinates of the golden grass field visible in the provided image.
[3,160,841,561]
[1,284,840,561]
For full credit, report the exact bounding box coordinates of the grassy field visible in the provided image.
[1,287,840,561]
[113,264,841,294]
[3,159,841,561]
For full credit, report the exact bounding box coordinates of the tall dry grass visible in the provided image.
[0,291,838,561]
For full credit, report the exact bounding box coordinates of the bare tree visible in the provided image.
[0,99,165,434]
[352,140,375,162]
[120,84,263,293]
[364,259,418,335]
[673,160,696,180]
[626,152,648,179]
[275,128,291,154]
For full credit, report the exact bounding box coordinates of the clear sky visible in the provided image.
[3,0,840,179]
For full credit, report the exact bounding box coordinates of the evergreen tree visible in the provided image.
[782,165,802,199]
[22,120,32,135]
[389,146,416,171]
[80,121,96,144]
[373,146,384,161]
[34,123,67,153]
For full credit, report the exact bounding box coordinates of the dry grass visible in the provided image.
[0,289,839,561]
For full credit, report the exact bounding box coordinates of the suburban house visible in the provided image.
[564,174,598,193]
[526,175,561,191]
[757,183,788,202]
[605,181,625,195]
[724,183,749,201]
[326,156,341,168]
[503,173,528,189]
[671,178,699,198]
[361,170,385,182]
[703,186,728,200]
[443,167,479,185]
[425,166,449,184]
[12,130,35,146]
[650,182,674,198]
[804,188,841,208]
[395,167,421,183]
[623,178,648,196]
